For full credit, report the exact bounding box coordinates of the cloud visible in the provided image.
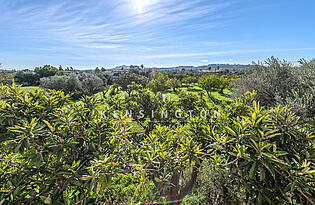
[0,0,236,51]
[201,59,209,62]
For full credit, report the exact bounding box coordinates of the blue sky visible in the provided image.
[0,0,314,69]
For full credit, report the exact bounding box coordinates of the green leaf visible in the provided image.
[250,161,257,180]
[262,160,275,180]
[225,126,237,137]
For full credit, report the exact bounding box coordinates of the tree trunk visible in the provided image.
[179,163,200,199]
[166,171,180,204]
[164,164,201,205]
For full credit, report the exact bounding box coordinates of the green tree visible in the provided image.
[168,78,181,92]
[34,65,59,78]
[147,72,170,94]
[15,70,40,85]
[218,75,231,94]
[198,74,220,98]
[232,57,315,118]
[114,73,148,91]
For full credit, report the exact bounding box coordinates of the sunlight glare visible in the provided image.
[134,0,145,13]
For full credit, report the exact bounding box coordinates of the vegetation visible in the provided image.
[0,58,314,204]
[34,65,61,78]
[40,73,106,99]
[232,57,315,118]
[15,71,40,86]
[198,74,230,98]
[0,71,15,85]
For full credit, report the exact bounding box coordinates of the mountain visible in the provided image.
[151,64,251,71]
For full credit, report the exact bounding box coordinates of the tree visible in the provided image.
[101,67,106,72]
[218,75,231,94]
[114,73,148,91]
[232,57,315,118]
[0,71,14,85]
[59,65,63,71]
[182,76,198,85]
[95,67,100,73]
[0,84,131,204]
[15,70,40,85]
[198,75,220,98]
[147,72,170,94]
[168,78,181,92]
[34,65,59,78]
[0,84,313,204]
[40,73,104,99]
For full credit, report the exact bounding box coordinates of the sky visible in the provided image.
[0,0,314,69]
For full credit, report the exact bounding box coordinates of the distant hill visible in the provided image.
[106,64,250,71]
[155,64,250,71]
[107,65,130,71]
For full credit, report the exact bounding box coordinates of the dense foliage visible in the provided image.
[198,74,230,98]
[40,73,106,99]
[15,71,40,86]
[0,71,15,85]
[232,57,315,118]
[0,82,313,204]
[34,65,61,78]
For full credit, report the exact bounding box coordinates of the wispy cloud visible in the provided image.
[1,0,314,68]
[0,0,236,51]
